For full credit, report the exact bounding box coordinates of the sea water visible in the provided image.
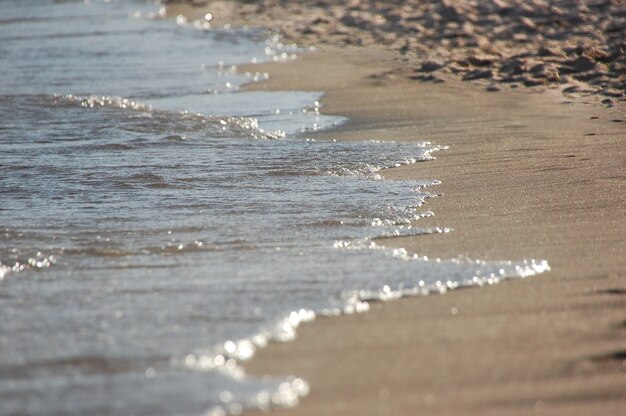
[0,1,549,415]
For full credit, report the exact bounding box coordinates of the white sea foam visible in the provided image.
[55,94,153,111]
[53,93,287,140]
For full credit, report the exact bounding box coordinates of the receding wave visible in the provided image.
[54,94,152,111]
[53,94,286,140]
[176,249,550,415]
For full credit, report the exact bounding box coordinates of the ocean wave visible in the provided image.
[52,93,286,140]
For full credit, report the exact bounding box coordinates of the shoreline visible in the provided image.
[238,48,625,414]
[166,1,624,413]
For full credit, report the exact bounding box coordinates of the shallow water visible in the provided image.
[0,1,548,415]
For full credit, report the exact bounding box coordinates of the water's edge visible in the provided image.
[0,3,552,415]
[199,38,550,416]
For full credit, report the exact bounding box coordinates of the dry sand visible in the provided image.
[235,0,626,105]
[168,0,626,102]
[239,49,625,415]
[163,1,626,414]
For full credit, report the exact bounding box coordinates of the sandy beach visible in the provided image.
[169,1,626,414]
[234,0,625,105]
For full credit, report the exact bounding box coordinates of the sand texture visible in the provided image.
[234,0,625,105]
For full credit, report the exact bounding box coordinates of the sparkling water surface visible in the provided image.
[0,1,549,415]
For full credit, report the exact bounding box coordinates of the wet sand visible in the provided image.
[239,49,626,414]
